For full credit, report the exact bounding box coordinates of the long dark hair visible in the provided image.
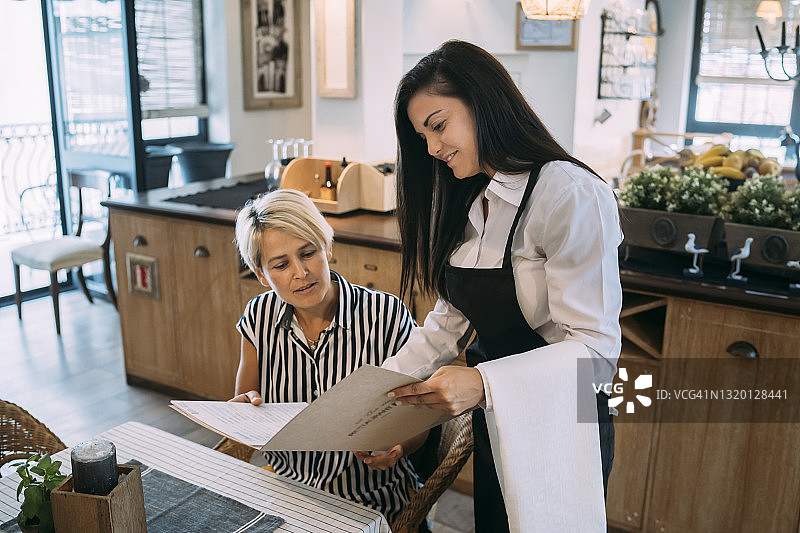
[395,39,598,301]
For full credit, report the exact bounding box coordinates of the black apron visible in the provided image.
[444,162,613,532]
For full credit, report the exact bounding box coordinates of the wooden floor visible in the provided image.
[0,290,475,532]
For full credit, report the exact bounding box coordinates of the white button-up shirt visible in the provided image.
[383,161,623,402]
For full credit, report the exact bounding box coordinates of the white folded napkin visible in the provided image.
[476,341,606,533]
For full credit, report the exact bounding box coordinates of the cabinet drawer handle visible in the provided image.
[133,235,147,247]
[330,257,338,265]
[194,246,210,258]
[366,282,375,289]
[726,341,758,359]
[363,264,378,271]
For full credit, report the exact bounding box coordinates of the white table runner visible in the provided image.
[0,421,388,533]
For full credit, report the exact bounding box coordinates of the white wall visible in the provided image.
[210,0,687,179]
[572,0,643,180]
[653,0,697,136]
[402,0,649,179]
[205,0,313,176]
[312,0,404,162]
[403,0,579,151]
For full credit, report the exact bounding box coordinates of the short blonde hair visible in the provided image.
[235,189,334,274]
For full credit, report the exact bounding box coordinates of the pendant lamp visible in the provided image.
[520,0,591,20]
[756,0,783,25]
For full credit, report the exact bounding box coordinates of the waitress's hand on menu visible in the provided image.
[353,445,404,470]
[229,390,263,405]
[389,366,485,416]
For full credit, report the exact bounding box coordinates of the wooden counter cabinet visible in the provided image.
[606,355,660,531]
[330,241,437,323]
[111,211,242,400]
[607,291,800,533]
[647,298,800,533]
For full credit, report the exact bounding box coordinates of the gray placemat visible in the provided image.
[0,518,19,533]
[2,461,284,533]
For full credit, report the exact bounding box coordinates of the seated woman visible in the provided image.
[230,188,426,522]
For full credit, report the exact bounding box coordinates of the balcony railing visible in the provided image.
[0,122,58,235]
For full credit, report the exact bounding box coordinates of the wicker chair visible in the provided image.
[390,411,474,533]
[0,400,67,471]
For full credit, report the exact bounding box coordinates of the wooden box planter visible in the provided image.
[724,222,800,269]
[620,207,725,254]
[50,464,147,533]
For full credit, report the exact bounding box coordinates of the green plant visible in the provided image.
[620,166,674,210]
[728,175,791,229]
[666,166,729,216]
[785,188,800,231]
[16,454,66,533]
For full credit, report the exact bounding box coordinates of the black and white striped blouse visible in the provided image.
[237,271,418,522]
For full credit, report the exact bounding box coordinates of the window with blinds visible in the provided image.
[687,0,799,155]
[135,0,208,141]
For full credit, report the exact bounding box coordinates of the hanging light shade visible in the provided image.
[756,0,783,25]
[520,0,591,20]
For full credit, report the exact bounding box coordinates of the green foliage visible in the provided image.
[786,188,800,231]
[728,175,792,229]
[16,454,66,533]
[620,166,674,210]
[665,167,730,216]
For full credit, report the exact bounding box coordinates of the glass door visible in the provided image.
[43,0,143,289]
[45,0,142,186]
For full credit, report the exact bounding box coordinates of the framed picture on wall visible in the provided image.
[241,0,302,109]
[315,0,356,98]
[515,3,578,51]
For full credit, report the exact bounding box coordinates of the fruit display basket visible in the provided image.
[679,145,781,186]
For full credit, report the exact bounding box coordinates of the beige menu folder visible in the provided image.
[171,365,453,451]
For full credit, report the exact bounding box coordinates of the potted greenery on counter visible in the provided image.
[620,166,727,254]
[787,188,800,231]
[666,166,729,216]
[725,175,800,269]
[619,165,672,211]
[15,454,66,533]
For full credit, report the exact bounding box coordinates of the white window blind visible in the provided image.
[135,0,208,122]
[696,0,797,126]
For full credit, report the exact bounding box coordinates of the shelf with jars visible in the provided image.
[598,1,662,100]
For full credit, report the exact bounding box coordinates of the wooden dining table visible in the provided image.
[0,421,389,532]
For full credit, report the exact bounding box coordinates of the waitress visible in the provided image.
[378,40,622,531]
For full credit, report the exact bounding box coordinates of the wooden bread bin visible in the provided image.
[280,157,395,214]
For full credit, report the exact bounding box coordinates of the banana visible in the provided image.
[699,144,730,159]
[709,166,745,180]
[697,155,724,168]
[722,154,744,170]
